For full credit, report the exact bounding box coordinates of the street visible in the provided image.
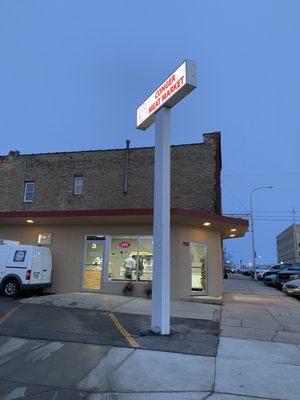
[0,276,299,399]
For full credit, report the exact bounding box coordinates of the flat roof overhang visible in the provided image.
[0,208,248,239]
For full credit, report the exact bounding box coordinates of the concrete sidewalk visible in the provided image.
[21,292,221,321]
[214,275,300,399]
[222,275,300,344]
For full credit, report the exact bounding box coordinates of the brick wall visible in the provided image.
[0,132,222,214]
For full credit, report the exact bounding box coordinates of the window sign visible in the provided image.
[119,241,130,248]
[13,250,26,262]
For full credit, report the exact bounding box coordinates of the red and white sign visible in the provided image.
[136,60,196,130]
[119,241,130,248]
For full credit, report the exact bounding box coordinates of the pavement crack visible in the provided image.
[105,348,136,392]
[270,330,279,341]
[265,307,285,330]
[110,297,137,312]
[202,392,213,399]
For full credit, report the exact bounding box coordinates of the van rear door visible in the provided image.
[0,247,10,283]
[41,248,52,283]
[31,247,44,284]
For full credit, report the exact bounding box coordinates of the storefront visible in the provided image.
[0,209,248,300]
[81,234,209,295]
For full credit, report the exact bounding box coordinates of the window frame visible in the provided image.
[74,176,83,195]
[23,181,35,203]
[108,235,153,283]
[80,235,106,292]
[189,242,208,296]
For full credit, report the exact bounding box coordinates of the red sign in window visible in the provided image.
[119,241,130,248]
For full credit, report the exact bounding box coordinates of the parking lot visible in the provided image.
[0,296,220,357]
[0,275,299,399]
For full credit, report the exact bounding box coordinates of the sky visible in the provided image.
[0,0,299,265]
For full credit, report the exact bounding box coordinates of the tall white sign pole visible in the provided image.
[136,60,196,335]
[151,106,170,334]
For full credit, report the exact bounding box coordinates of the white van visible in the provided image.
[0,243,52,297]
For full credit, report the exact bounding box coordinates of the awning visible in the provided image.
[0,208,248,239]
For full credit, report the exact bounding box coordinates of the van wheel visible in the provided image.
[3,279,20,297]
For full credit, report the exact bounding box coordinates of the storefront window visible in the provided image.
[109,236,153,281]
[190,243,207,294]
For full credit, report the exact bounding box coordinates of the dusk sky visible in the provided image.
[0,0,299,265]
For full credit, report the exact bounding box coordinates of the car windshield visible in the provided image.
[273,264,290,270]
[256,266,267,271]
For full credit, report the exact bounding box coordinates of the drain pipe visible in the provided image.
[123,139,130,193]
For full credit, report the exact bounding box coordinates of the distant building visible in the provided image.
[276,224,300,263]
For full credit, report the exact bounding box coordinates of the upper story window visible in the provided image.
[74,176,83,195]
[23,181,35,203]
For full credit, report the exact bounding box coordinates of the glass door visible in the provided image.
[81,236,105,291]
[190,243,207,295]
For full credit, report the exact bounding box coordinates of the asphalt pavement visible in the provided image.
[0,297,219,356]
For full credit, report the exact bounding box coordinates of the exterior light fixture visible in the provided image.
[26,219,34,224]
[230,228,237,232]
[203,222,211,226]
[230,234,235,237]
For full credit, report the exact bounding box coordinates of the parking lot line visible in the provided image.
[0,305,21,325]
[103,296,139,349]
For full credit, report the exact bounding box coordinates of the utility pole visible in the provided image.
[250,186,274,280]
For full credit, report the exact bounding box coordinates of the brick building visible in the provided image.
[0,132,248,299]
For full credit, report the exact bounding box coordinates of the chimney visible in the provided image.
[8,150,20,158]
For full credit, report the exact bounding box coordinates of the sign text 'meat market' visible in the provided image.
[136,60,196,130]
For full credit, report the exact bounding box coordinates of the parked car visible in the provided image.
[282,279,300,297]
[275,263,300,289]
[256,265,269,280]
[258,264,292,280]
[254,265,273,279]
[242,269,253,276]
[0,243,52,297]
[263,273,278,286]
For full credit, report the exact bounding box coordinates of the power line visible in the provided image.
[223,172,300,177]
[254,219,300,222]
[221,179,248,211]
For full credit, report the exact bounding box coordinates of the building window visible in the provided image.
[74,176,83,195]
[109,236,153,281]
[23,182,35,203]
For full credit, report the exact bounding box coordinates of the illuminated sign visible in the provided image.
[136,60,196,130]
[38,233,52,245]
[119,241,130,248]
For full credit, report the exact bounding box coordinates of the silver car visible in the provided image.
[282,279,300,297]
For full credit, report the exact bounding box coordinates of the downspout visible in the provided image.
[123,139,130,193]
